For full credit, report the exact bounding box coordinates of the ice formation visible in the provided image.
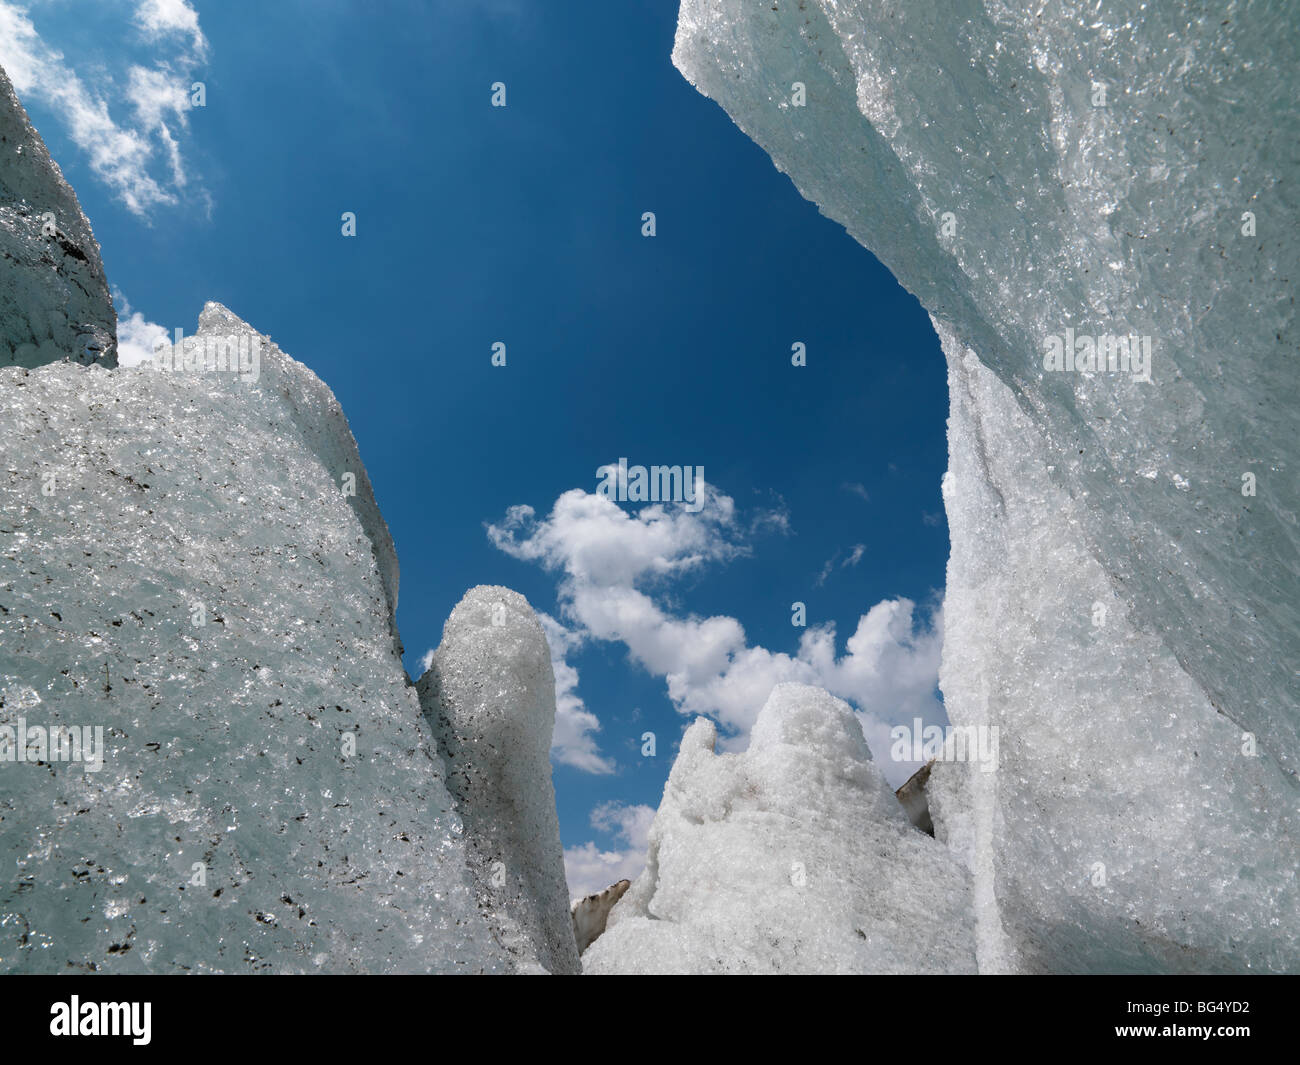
[0,58,574,974]
[417,586,579,974]
[4,0,1297,974]
[672,2,1298,972]
[582,684,976,974]
[0,63,115,368]
[0,306,510,972]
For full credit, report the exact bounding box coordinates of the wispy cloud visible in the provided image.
[0,1,207,216]
[814,541,866,586]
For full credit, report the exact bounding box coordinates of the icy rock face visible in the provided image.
[582,684,976,974]
[416,587,579,974]
[0,63,115,368]
[675,2,1298,972]
[0,307,506,972]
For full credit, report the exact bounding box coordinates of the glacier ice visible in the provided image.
[0,306,509,972]
[3,0,1297,975]
[417,586,580,974]
[181,302,401,642]
[582,684,976,974]
[932,327,1298,973]
[672,1,1298,972]
[0,63,115,368]
[0,58,567,974]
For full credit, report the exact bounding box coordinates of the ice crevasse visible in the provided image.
[657,0,1297,973]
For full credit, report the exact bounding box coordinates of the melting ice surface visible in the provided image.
[670,1,1298,971]
[0,307,511,972]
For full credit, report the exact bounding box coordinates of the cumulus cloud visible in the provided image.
[590,800,655,845]
[538,613,615,774]
[113,291,169,367]
[490,476,944,787]
[563,801,655,901]
[0,1,207,215]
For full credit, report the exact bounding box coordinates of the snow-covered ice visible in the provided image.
[583,684,976,974]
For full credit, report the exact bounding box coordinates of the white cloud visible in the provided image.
[490,483,744,590]
[113,290,168,367]
[0,1,207,215]
[816,557,835,586]
[490,477,945,787]
[590,800,655,848]
[538,613,615,775]
[816,542,868,586]
[134,0,207,56]
[563,801,655,901]
[124,64,191,191]
[416,647,435,675]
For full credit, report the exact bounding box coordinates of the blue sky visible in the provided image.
[1,0,950,896]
